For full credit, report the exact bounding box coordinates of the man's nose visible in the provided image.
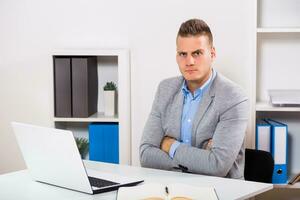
[186,55,195,66]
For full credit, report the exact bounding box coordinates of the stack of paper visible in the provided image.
[269,89,300,106]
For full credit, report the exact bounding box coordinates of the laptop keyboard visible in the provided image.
[88,176,119,188]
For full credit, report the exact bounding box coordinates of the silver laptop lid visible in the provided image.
[11,122,93,194]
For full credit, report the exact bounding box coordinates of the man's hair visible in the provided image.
[177,19,213,46]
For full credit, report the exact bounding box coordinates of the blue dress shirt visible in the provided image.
[169,69,216,158]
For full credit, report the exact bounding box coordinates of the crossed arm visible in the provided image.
[140,98,249,177]
[161,136,212,154]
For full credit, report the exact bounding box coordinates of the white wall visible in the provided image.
[0,0,254,173]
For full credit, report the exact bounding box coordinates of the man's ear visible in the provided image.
[211,46,216,60]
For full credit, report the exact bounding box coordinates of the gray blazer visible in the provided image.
[140,73,249,179]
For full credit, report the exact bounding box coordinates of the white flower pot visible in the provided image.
[104,90,116,116]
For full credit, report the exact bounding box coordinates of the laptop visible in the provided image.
[11,122,143,194]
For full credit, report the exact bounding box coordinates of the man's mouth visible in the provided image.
[185,69,197,74]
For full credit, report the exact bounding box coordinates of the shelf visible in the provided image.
[274,173,300,189]
[52,49,130,164]
[257,28,300,33]
[54,112,119,122]
[274,183,300,189]
[256,102,300,112]
[254,0,300,193]
[52,49,128,56]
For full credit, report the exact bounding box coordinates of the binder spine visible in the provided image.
[54,57,72,117]
[89,123,119,164]
[72,57,98,117]
[267,119,288,184]
[255,120,271,152]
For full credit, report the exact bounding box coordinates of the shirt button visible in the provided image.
[187,119,191,123]
[185,140,189,143]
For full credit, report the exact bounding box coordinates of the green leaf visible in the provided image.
[103,81,117,91]
[75,137,89,159]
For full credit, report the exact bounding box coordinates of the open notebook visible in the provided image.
[117,183,219,200]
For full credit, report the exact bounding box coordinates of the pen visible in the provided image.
[165,186,169,200]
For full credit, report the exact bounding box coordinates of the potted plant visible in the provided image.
[103,81,117,116]
[75,137,89,159]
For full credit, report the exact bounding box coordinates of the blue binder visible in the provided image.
[256,119,271,152]
[265,119,288,184]
[89,122,119,164]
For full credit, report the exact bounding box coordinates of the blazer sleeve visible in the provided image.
[173,97,249,177]
[139,82,176,170]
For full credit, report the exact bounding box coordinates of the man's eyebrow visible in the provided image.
[192,49,203,54]
[177,49,204,54]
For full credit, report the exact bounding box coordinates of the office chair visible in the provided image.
[244,148,274,183]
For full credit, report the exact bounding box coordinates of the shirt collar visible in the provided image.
[182,68,216,98]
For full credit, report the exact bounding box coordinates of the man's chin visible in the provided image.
[183,76,201,82]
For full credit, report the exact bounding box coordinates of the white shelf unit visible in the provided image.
[256,102,300,112]
[274,181,300,189]
[53,112,119,122]
[274,184,300,189]
[52,49,131,165]
[272,173,300,189]
[257,28,300,33]
[253,0,300,188]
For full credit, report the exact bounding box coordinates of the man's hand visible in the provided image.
[204,138,213,150]
[160,136,176,154]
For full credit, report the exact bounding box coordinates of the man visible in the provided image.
[139,19,249,179]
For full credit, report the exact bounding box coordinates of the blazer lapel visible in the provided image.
[167,87,184,140]
[191,78,216,146]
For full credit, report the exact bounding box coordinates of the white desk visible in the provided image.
[0,160,272,200]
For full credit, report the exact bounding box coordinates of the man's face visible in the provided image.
[176,35,216,86]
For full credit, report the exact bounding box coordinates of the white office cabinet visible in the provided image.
[52,49,131,165]
[252,0,300,189]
